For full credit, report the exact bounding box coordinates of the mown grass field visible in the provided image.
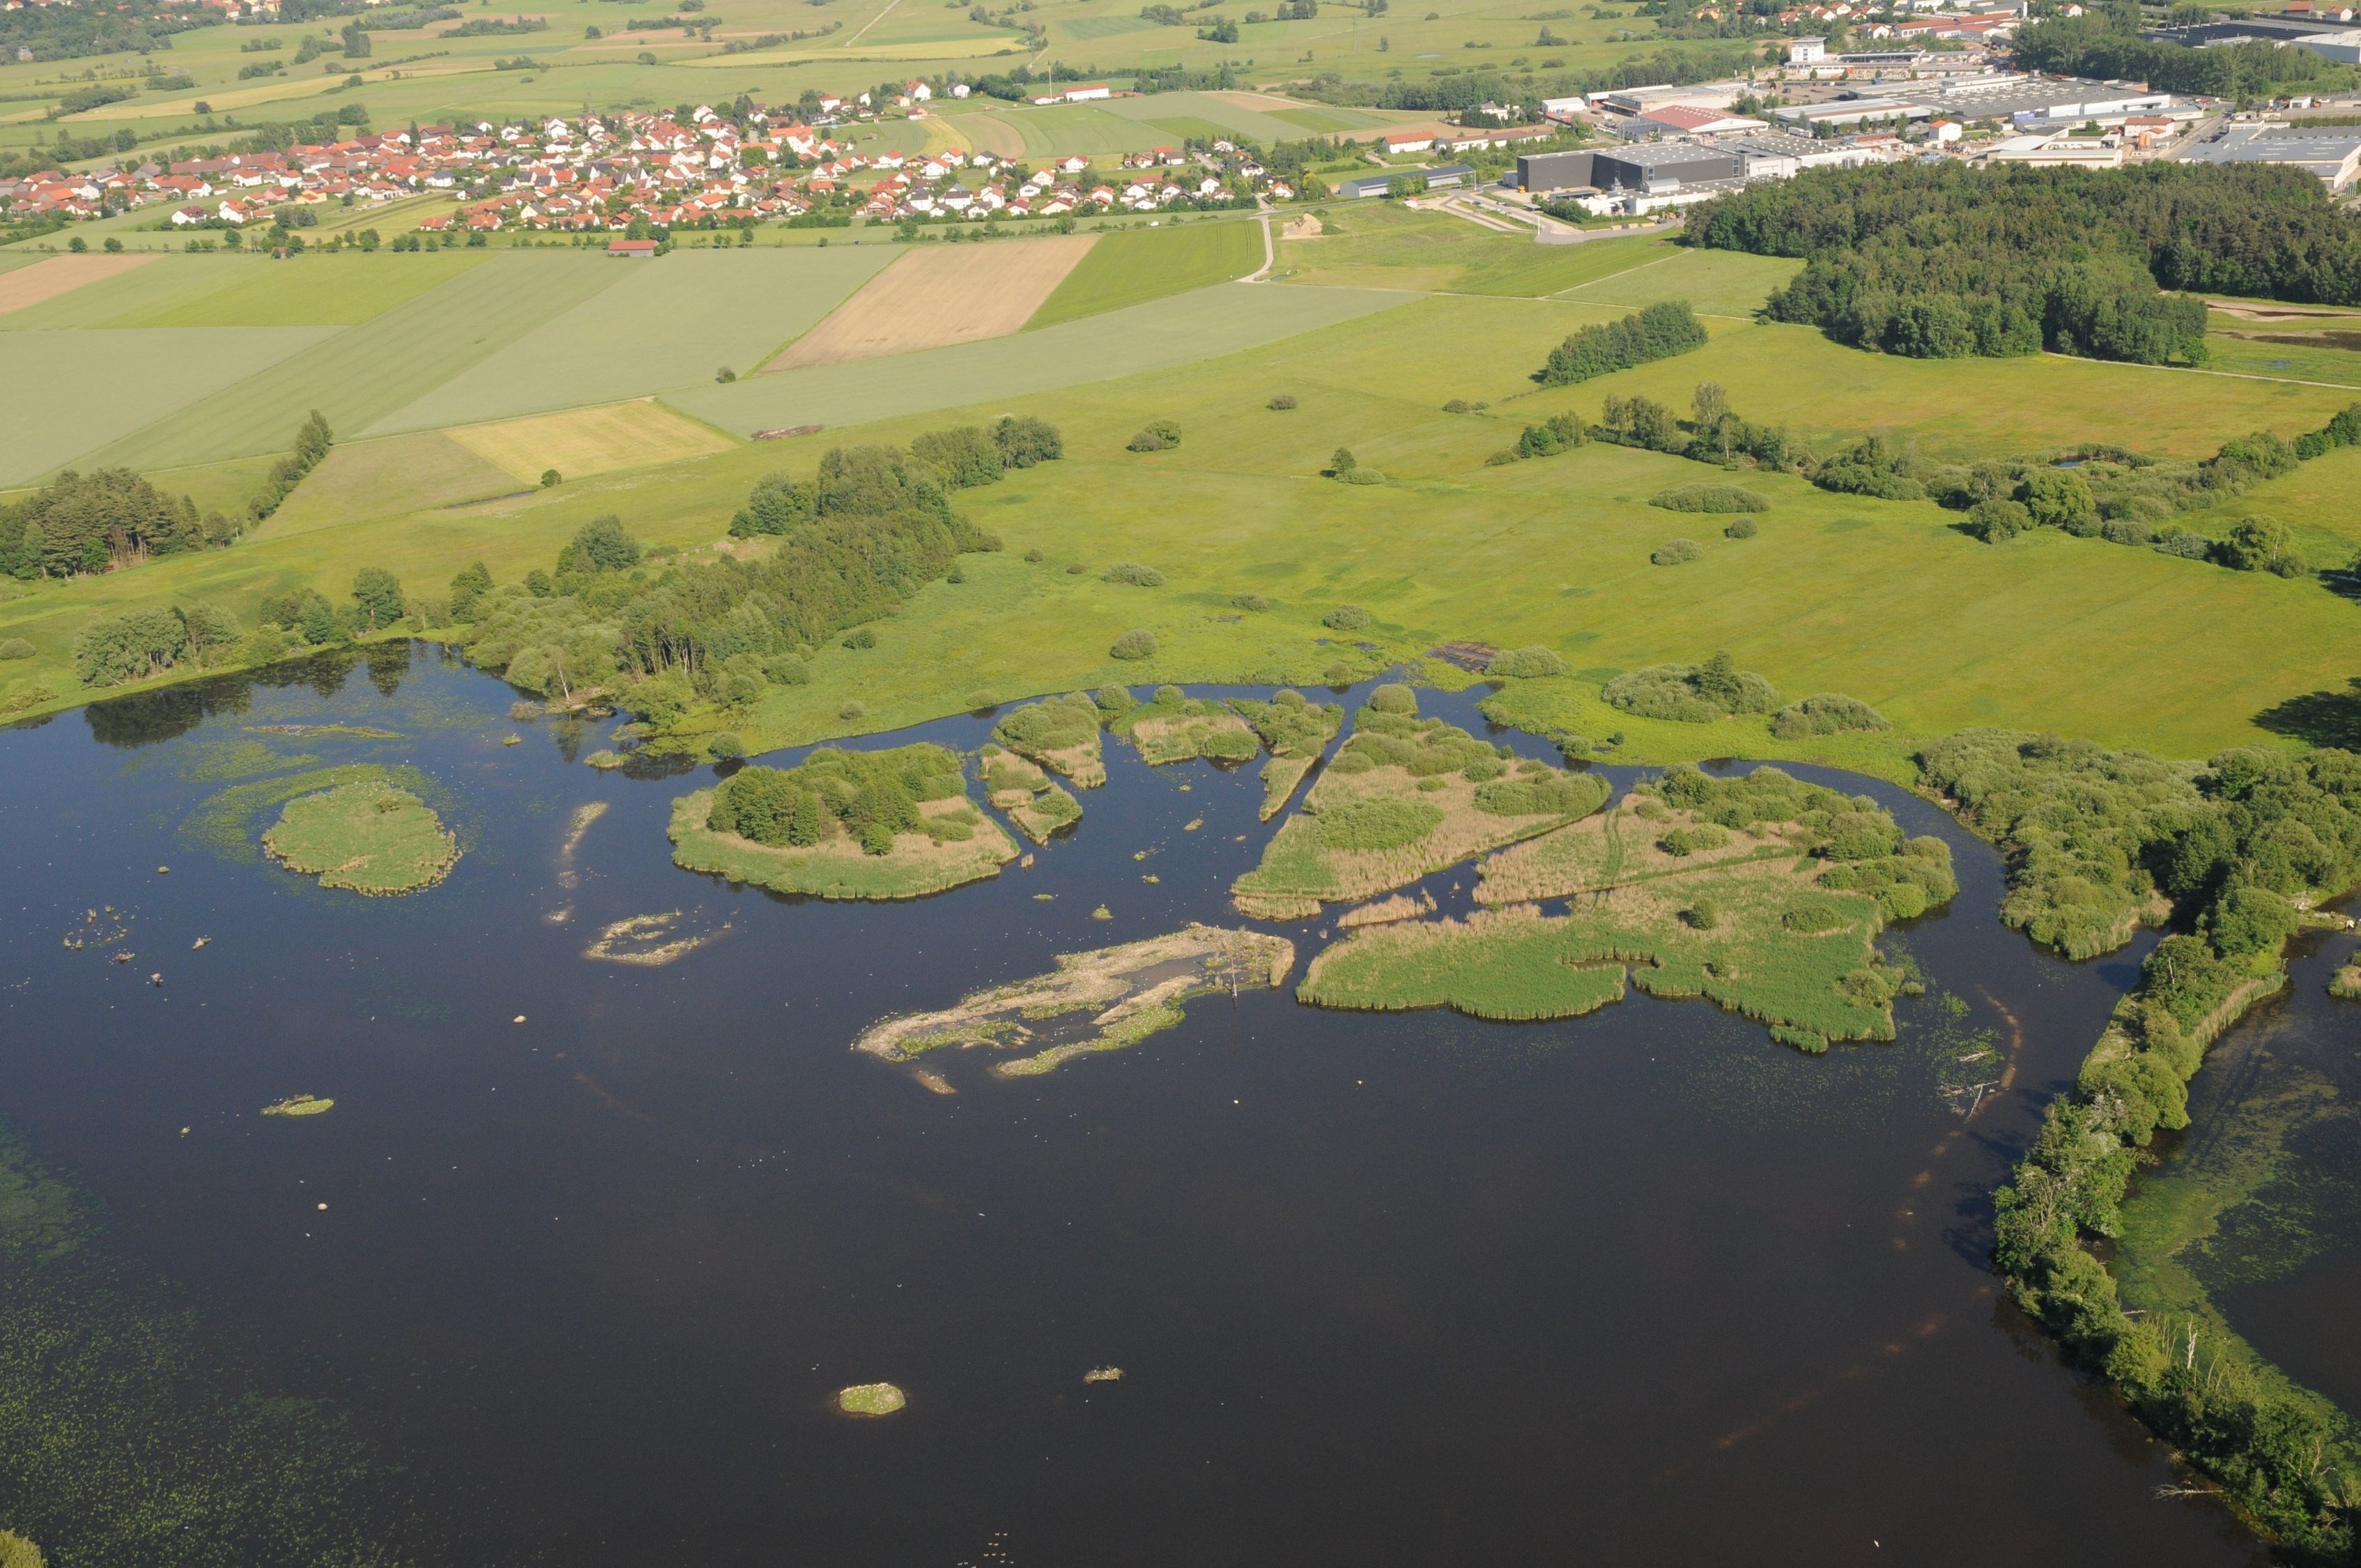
[369,246,898,431]
[8,224,2361,774]
[447,401,736,483]
[1027,219,1265,329]
[106,251,491,328]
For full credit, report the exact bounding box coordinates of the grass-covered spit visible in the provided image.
[852,925,1295,1079]
[669,743,1015,900]
[978,742,1083,845]
[1231,684,1608,920]
[1231,689,1345,820]
[991,692,1107,788]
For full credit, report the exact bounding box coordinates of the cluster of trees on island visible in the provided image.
[1689,162,2361,365]
[1929,731,2361,1556]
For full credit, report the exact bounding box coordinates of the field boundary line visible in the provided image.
[843,0,902,47]
[2041,351,2361,393]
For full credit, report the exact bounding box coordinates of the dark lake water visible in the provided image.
[0,647,2275,1567]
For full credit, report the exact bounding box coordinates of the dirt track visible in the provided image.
[764,233,1098,371]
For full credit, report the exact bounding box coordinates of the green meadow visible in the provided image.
[5,212,2360,775]
[1027,218,1266,329]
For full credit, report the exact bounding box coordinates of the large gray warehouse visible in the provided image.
[1518,142,1741,193]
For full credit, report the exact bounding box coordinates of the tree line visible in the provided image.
[1926,730,2361,1559]
[1689,162,2361,365]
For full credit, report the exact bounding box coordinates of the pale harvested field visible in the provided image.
[0,252,153,316]
[764,235,1099,371]
[447,400,734,484]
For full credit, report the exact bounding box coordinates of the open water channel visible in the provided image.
[0,645,2291,1565]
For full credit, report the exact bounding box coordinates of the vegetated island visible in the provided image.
[2332,958,2361,999]
[836,1383,905,1417]
[1231,684,1609,921]
[260,1095,334,1117]
[1299,765,1958,1053]
[581,911,728,966]
[852,925,1295,1078]
[992,693,1107,787]
[978,743,1082,845]
[260,780,459,896]
[1104,684,1261,767]
[1231,689,1346,820]
[669,743,1016,900]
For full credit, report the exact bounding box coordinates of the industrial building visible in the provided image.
[2179,123,2361,188]
[1333,164,1475,199]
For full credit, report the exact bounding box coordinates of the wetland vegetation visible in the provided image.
[852,925,1295,1079]
[670,743,1015,900]
[259,778,458,896]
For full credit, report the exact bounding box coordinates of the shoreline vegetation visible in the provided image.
[670,743,1017,901]
[978,742,1082,845]
[1231,684,1609,921]
[852,925,1295,1079]
[1298,764,1955,1051]
[259,778,459,896]
[1954,732,2361,1559]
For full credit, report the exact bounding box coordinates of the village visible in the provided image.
[0,82,1301,238]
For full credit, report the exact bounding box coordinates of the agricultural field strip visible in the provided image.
[84,252,638,472]
[0,252,153,317]
[673,280,1410,436]
[0,326,337,486]
[0,253,238,330]
[766,236,1098,372]
[367,247,899,433]
[445,402,735,484]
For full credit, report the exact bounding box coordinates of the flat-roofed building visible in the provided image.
[2179,123,2361,187]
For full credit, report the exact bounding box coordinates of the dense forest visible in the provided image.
[1690,162,2361,364]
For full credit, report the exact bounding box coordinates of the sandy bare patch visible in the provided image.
[764,234,1098,371]
[0,252,155,316]
[1282,215,1326,240]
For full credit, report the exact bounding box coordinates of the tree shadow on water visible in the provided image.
[2254,677,2361,751]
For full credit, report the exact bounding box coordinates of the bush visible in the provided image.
[912,425,1006,489]
[1652,484,1767,514]
[1485,646,1566,678]
[843,627,877,650]
[1770,693,1889,739]
[1024,547,1045,562]
[1686,898,1719,930]
[1651,539,1703,567]
[0,638,32,660]
[1443,399,1473,414]
[2216,514,2291,572]
[993,415,1063,468]
[1475,768,1610,817]
[1102,562,1164,586]
[1602,652,1778,722]
[1329,447,1357,475]
[1367,682,1416,714]
[1969,498,2031,542]
[1067,562,1088,574]
[1231,594,1270,612]
[964,689,997,711]
[1724,516,1758,539]
[540,468,562,488]
[1109,629,1158,660]
[1344,468,1384,484]
[1324,605,1373,631]
[2024,469,2099,534]
[1126,420,1182,453]
[707,732,744,760]
[1268,393,1298,410]
[2153,528,2211,560]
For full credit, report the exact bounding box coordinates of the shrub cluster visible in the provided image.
[1652,484,1766,514]
[1491,411,1584,466]
[732,420,1057,539]
[707,744,970,856]
[1536,301,1708,387]
[1650,539,1703,567]
[1323,605,1372,632]
[1650,762,1957,920]
[1102,562,1165,587]
[1109,629,1158,660]
[72,604,240,689]
[1484,646,1566,679]
[247,411,332,523]
[994,691,1101,754]
[1601,652,1778,723]
[1769,693,1889,739]
[1127,420,1183,453]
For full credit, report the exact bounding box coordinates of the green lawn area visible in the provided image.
[1273,208,1743,301]
[1027,220,1266,329]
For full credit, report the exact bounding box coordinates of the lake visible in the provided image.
[0,645,2273,1566]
